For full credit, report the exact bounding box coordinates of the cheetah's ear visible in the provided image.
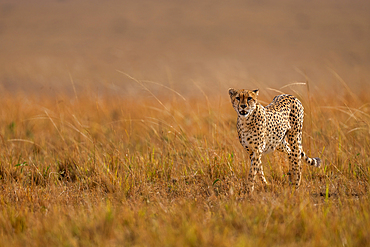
[228,88,237,98]
[252,89,259,96]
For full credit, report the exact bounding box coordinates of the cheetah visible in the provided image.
[228,88,321,193]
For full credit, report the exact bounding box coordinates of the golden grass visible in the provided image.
[1,1,369,245]
[0,82,369,246]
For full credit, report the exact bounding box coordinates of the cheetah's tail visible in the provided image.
[301,151,321,167]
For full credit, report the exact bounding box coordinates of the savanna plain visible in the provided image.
[1,81,370,246]
[1,0,370,246]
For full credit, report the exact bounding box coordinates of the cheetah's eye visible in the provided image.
[247,97,253,101]
[236,96,240,101]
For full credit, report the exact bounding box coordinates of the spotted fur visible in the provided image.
[229,88,321,192]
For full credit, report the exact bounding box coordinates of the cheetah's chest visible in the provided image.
[237,111,290,153]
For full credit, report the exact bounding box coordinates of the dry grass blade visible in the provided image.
[7,139,43,150]
[280,82,307,89]
[329,68,359,103]
[266,87,285,95]
[116,70,170,112]
[142,79,187,101]
[44,110,66,143]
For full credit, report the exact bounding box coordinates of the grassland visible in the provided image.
[0,80,369,246]
[1,0,370,246]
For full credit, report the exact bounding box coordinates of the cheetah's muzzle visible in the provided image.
[239,110,248,115]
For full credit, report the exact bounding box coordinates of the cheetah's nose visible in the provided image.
[240,104,247,109]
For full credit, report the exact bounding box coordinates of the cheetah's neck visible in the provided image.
[237,103,264,124]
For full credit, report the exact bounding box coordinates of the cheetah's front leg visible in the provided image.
[248,152,268,186]
[247,151,262,193]
[257,165,268,186]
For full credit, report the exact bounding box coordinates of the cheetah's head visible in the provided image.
[228,88,259,117]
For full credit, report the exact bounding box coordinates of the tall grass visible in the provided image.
[0,82,369,246]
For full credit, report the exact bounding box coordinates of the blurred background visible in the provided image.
[0,0,369,97]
